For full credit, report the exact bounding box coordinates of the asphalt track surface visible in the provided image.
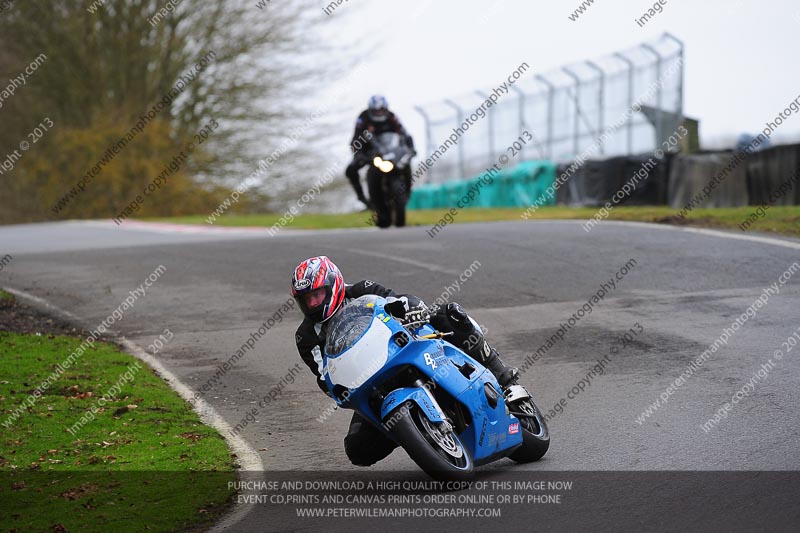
[1,219,799,531]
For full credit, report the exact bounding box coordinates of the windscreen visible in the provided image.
[324,297,377,356]
[372,132,402,153]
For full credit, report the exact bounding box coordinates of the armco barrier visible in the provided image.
[746,144,800,205]
[412,143,800,211]
[667,151,749,209]
[555,143,800,208]
[556,154,672,207]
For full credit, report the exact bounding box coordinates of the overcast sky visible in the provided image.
[317,0,800,153]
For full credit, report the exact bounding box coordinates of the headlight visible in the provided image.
[373,157,394,173]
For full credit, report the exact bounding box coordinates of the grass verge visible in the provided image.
[0,290,236,532]
[152,205,800,238]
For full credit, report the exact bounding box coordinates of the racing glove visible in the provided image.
[385,296,430,329]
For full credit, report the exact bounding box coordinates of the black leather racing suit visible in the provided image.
[294,280,515,467]
[345,110,414,207]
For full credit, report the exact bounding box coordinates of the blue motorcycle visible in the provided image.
[323,295,549,481]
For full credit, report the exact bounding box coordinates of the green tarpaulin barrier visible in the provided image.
[407,161,557,210]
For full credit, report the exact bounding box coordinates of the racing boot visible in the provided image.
[482,346,520,388]
[443,303,519,388]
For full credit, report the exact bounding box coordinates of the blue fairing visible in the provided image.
[380,388,444,423]
[322,295,523,465]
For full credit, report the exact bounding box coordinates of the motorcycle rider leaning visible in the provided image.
[292,255,519,467]
[345,95,414,209]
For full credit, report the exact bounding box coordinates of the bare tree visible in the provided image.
[0,0,323,222]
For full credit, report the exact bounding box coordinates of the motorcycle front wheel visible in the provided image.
[387,405,474,482]
[388,177,407,227]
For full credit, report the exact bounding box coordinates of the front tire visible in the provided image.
[387,405,474,482]
[508,397,550,463]
[388,177,407,227]
[367,169,391,228]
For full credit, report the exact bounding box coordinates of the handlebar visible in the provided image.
[417,331,454,340]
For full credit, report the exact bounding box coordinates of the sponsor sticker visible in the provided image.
[508,422,520,435]
[424,352,438,370]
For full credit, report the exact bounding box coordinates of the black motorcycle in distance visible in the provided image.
[367,132,414,228]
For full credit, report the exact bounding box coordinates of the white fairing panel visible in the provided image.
[326,317,391,389]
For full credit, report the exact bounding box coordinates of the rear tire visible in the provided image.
[508,397,550,463]
[387,405,474,482]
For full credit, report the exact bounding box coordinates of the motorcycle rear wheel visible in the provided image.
[387,405,474,482]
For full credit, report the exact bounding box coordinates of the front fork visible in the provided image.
[504,384,535,418]
[380,380,452,433]
[414,378,454,434]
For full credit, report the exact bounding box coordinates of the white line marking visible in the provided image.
[580,220,800,250]
[5,289,84,321]
[3,288,263,469]
[679,226,800,250]
[344,248,463,276]
[116,337,263,470]
[76,219,378,238]
[3,288,264,531]
[44,218,800,250]
[80,220,269,235]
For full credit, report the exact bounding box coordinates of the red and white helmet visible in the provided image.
[291,256,346,322]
